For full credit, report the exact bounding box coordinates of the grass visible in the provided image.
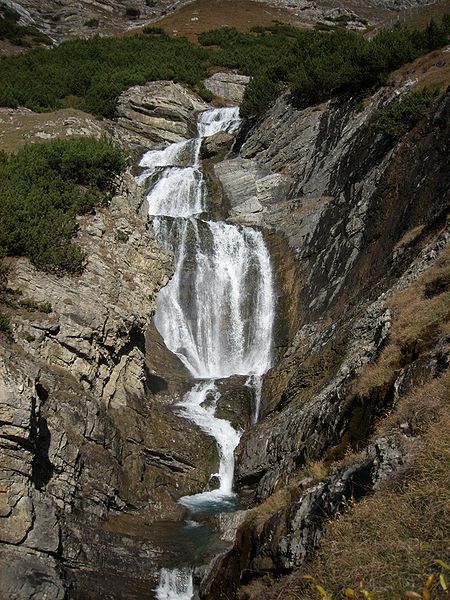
[239,243,450,600]
[352,244,450,397]
[297,410,449,599]
[246,376,450,600]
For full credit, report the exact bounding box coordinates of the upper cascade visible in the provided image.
[138,107,240,219]
[141,106,275,381]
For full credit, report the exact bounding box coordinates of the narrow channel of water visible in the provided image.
[138,107,275,599]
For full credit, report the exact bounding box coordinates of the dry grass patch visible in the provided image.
[352,244,450,397]
[251,408,450,600]
[302,413,450,599]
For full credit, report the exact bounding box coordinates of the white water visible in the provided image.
[156,568,193,600]
[140,107,274,599]
[154,219,274,380]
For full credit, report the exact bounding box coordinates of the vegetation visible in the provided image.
[115,230,129,243]
[0,312,11,333]
[0,32,208,117]
[352,245,450,397]
[124,7,141,19]
[279,399,450,600]
[84,18,99,28]
[372,86,440,136]
[0,6,50,48]
[0,137,127,273]
[18,299,52,313]
[240,247,450,600]
[0,17,448,119]
[199,18,449,118]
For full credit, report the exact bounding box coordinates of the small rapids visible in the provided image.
[156,568,193,600]
[137,106,274,599]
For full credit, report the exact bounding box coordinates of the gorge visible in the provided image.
[138,106,274,597]
[0,3,449,599]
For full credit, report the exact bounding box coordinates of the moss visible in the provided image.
[115,230,129,243]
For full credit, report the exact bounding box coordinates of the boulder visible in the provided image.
[203,73,250,105]
[117,80,208,148]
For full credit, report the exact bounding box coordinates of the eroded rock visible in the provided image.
[117,80,208,149]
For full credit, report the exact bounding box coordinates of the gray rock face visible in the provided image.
[117,80,208,149]
[201,131,234,160]
[203,73,250,105]
[0,170,219,597]
[199,75,449,599]
[3,0,193,42]
[235,298,392,500]
[201,431,415,599]
[227,88,449,503]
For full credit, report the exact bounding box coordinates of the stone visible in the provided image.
[201,131,234,159]
[117,80,208,148]
[203,73,250,104]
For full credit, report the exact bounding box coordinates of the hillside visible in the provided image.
[0,4,449,599]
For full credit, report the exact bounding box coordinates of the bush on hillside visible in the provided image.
[0,137,127,272]
[0,15,448,119]
[372,86,441,136]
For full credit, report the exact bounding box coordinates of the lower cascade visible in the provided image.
[156,568,194,600]
[138,107,275,598]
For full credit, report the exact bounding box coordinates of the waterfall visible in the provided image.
[156,568,193,600]
[154,219,273,380]
[139,106,274,599]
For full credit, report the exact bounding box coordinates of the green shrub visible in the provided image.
[84,18,99,28]
[125,7,140,19]
[197,85,214,102]
[372,86,440,136]
[0,33,208,117]
[0,312,11,333]
[142,26,164,35]
[0,137,127,273]
[115,230,129,243]
[0,6,50,47]
[0,15,447,120]
[198,17,449,118]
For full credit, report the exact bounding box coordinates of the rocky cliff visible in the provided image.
[0,36,448,598]
[199,57,449,597]
[0,82,223,598]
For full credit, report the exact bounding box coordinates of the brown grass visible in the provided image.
[126,0,310,43]
[250,406,450,600]
[352,244,450,397]
[389,47,450,91]
[0,108,104,153]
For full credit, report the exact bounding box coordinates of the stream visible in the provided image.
[137,107,275,599]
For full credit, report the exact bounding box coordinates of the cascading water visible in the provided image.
[137,106,274,599]
[156,568,194,600]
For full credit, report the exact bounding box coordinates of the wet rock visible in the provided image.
[203,73,250,105]
[214,376,254,432]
